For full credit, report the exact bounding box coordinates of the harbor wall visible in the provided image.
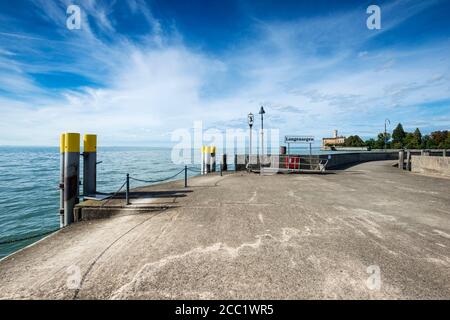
[233,152,399,170]
[318,152,398,169]
[411,156,450,177]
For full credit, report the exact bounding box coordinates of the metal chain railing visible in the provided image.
[100,179,128,207]
[101,166,204,206]
[129,168,186,184]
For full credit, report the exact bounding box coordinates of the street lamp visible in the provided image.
[384,119,390,152]
[248,113,254,165]
[259,106,265,156]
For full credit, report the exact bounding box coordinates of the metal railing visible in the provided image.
[101,165,224,206]
[244,154,329,173]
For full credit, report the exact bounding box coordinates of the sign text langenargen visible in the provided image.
[284,136,315,144]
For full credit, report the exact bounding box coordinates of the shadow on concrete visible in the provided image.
[285,171,336,175]
[114,190,193,199]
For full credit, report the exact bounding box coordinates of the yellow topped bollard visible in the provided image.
[84,134,97,153]
[60,133,66,153]
[59,134,66,228]
[83,134,97,197]
[64,133,80,153]
[63,133,80,227]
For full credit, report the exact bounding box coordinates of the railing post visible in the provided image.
[398,150,404,170]
[184,165,187,188]
[126,173,130,205]
[406,150,411,171]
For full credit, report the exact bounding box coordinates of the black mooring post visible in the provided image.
[126,173,130,205]
[184,165,187,188]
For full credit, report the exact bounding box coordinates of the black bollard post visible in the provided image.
[126,173,130,205]
[184,165,187,188]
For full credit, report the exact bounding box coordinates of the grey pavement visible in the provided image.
[0,160,449,299]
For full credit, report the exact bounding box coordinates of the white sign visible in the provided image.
[285,135,314,144]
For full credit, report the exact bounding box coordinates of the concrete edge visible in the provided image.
[0,228,62,263]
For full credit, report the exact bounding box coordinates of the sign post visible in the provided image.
[284,136,315,171]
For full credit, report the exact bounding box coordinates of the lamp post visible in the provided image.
[384,118,390,152]
[259,106,265,156]
[248,113,254,166]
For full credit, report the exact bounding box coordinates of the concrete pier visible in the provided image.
[0,161,449,299]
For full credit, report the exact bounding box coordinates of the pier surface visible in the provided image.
[0,161,449,299]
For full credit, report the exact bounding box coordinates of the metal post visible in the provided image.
[63,133,80,227]
[201,146,205,175]
[287,142,290,171]
[406,150,411,171]
[384,119,390,152]
[261,117,264,159]
[184,165,187,188]
[398,150,404,170]
[211,146,216,172]
[83,134,97,196]
[59,133,65,228]
[309,142,312,170]
[221,154,227,171]
[248,112,254,166]
[126,173,130,205]
[249,126,252,164]
[259,106,265,172]
[444,149,447,157]
[206,146,211,173]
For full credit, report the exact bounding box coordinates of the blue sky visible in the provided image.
[0,0,449,146]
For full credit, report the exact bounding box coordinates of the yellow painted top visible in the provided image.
[84,134,97,152]
[60,133,66,153]
[64,133,80,153]
[202,145,217,154]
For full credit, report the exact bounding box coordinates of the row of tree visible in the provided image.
[342,123,450,149]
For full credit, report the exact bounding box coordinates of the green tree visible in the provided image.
[403,133,417,149]
[374,132,390,149]
[421,135,432,149]
[392,123,406,146]
[402,128,422,149]
[365,138,376,150]
[431,130,448,147]
[413,128,422,145]
[445,132,450,149]
[344,135,365,147]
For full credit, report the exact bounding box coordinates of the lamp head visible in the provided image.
[248,113,254,126]
[259,106,265,115]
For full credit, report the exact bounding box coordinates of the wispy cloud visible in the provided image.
[0,0,449,146]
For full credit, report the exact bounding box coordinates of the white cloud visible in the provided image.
[0,0,449,146]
